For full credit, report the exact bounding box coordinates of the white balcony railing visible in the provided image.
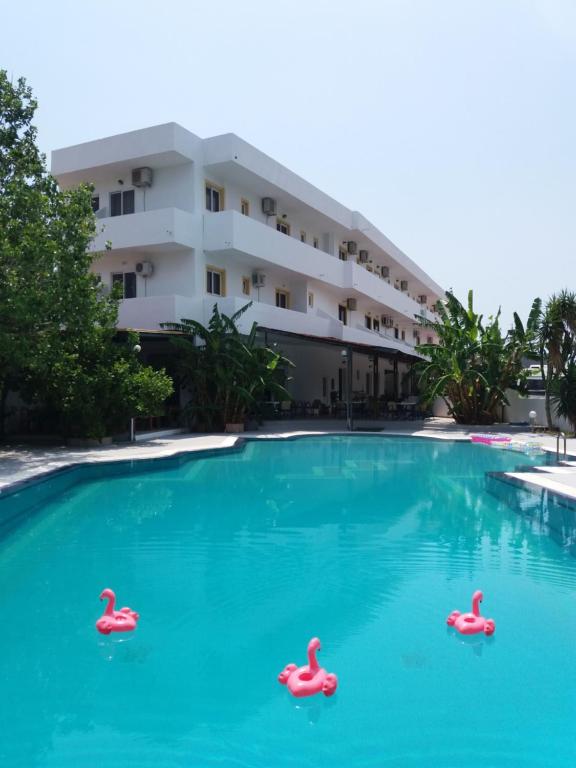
[91,207,197,253]
[204,210,426,322]
[116,293,422,355]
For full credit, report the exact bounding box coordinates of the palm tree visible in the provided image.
[537,290,576,429]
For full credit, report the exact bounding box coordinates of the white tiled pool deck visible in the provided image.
[1,419,575,501]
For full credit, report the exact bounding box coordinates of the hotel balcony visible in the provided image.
[204,211,426,322]
[204,210,345,286]
[117,293,422,357]
[91,207,198,254]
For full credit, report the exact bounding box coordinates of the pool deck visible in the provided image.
[1,418,575,501]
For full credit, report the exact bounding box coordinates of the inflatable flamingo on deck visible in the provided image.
[447,590,495,636]
[96,588,139,635]
[278,637,338,698]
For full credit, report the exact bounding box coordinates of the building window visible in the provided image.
[205,181,224,212]
[339,248,348,261]
[365,315,372,330]
[308,291,314,308]
[241,198,250,216]
[275,289,290,309]
[427,336,433,345]
[277,218,290,236]
[338,304,347,325]
[313,237,319,249]
[300,231,307,243]
[111,271,137,299]
[242,276,251,296]
[91,195,100,212]
[401,330,406,341]
[206,267,225,296]
[373,318,380,332]
[110,190,135,217]
[394,327,399,339]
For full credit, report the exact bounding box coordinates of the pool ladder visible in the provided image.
[556,431,567,460]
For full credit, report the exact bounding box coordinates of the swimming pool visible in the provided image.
[1,436,575,767]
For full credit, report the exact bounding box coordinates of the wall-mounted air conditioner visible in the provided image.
[346,297,357,311]
[132,167,153,187]
[136,260,154,277]
[346,241,358,255]
[358,250,369,263]
[418,294,428,304]
[252,272,266,288]
[261,197,277,215]
[381,266,390,278]
[381,315,394,327]
[400,280,408,291]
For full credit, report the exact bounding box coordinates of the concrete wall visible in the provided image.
[504,390,572,431]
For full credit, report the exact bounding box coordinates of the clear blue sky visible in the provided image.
[4,0,575,325]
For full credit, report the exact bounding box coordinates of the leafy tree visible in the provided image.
[162,303,293,431]
[416,290,535,424]
[0,70,173,438]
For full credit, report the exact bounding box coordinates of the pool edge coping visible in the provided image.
[2,429,576,510]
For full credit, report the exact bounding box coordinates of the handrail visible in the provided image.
[556,431,567,460]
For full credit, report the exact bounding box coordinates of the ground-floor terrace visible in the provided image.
[126,325,424,433]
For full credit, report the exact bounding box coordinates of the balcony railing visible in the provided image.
[91,207,197,252]
[204,211,427,323]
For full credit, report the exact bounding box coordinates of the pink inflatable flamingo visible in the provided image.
[278,637,338,697]
[447,590,495,636]
[96,588,139,635]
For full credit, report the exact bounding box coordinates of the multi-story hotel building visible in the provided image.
[52,123,444,408]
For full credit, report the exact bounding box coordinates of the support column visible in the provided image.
[346,346,353,431]
[373,355,379,415]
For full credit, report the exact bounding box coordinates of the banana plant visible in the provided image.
[416,291,536,424]
[162,303,293,430]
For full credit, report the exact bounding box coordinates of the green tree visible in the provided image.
[162,303,293,431]
[416,291,535,424]
[0,71,173,438]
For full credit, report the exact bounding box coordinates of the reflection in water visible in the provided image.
[0,436,574,767]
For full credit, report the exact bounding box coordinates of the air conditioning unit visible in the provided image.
[358,249,369,263]
[380,266,390,278]
[418,294,428,304]
[131,167,153,187]
[252,272,266,288]
[135,260,154,277]
[381,315,394,327]
[261,197,277,215]
[346,297,357,311]
[400,280,408,291]
[347,241,358,255]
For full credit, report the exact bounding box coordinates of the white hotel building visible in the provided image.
[52,123,444,411]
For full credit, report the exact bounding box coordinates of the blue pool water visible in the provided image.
[1,436,575,767]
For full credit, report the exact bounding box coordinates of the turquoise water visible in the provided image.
[1,436,575,767]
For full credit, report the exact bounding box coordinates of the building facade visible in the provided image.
[52,123,444,409]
